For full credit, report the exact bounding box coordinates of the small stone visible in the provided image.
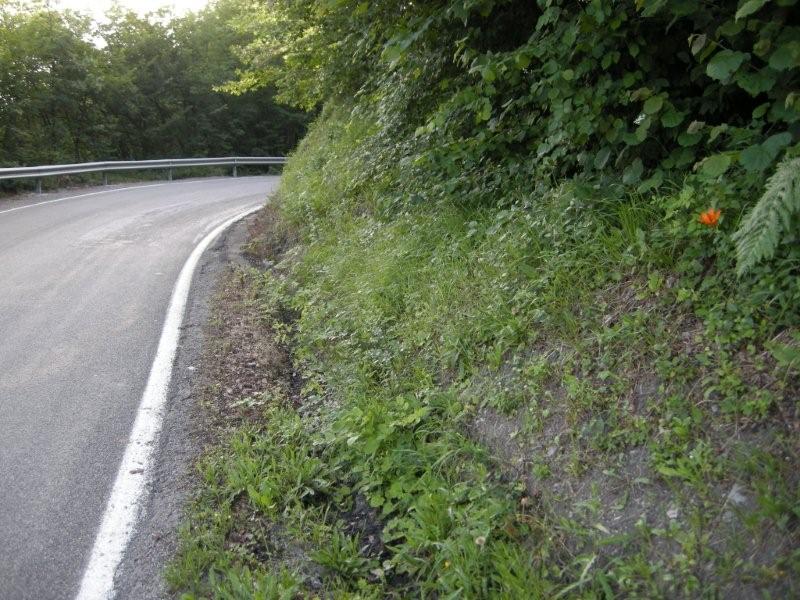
[666,506,679,520]
[547,446,557,457]
[726,483,747,507]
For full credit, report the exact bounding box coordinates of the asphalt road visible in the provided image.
[0,177,278,600]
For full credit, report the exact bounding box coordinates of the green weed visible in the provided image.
[171,105,799,598]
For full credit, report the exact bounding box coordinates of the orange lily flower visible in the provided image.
[698,208,721,227]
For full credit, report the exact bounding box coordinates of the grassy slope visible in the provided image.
[169,107,799,598]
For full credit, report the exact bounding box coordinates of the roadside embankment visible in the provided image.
[167,108,799,598]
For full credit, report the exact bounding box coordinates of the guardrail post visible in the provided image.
[35,179,42,194]
[232,164,238,178]
[102,172,108,186]
[168,167,173,182]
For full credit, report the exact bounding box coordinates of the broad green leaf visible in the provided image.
[735,69,776,96]
[762,131,792,156]
[735,0,769,20]
[753,38,774,58]
[709,124,728,142]
[622,131,641,146]
[638,0,667,17]
[622,72,637,87]
[643,95,663,114]
[740,132,792,172]
[686,120,705,134]
[562,69,575,81]
[769,41,800,71]
[476,97,492,122]
[594,147,612,169]
[661,109,685,128]
[720,19,745,37]
[635,116,652,142]
[668,147,697,168]
[706,50,749,81]
[678,131,702,146]
[515,52,531,70]
[689,33,707,56]
[536,6,561,30]
[481,65,496,83]
[786,92,800,111]
[740,144,772,171]
[752,103,770,119]
[671,0,702,16]
[700,153,732,177]
[769,101,800,123]
[623,158,644,185]
[638,169,664,192]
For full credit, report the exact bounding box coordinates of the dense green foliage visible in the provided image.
[165,1,800,597]
[172,108,800,596]
[0,0,307,169]
[231,0,800,273]
[734,156,800,274]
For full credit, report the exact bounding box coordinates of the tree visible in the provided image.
[0,0,309,169]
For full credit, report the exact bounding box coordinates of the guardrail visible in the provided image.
[0,156,287,193]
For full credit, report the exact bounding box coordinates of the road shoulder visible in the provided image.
[112,215,256,599]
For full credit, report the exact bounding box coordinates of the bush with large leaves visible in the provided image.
[231,0,799,273]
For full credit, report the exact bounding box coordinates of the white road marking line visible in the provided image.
[0,184,167,215]
[0,177,252,216]
[75,203,263,600]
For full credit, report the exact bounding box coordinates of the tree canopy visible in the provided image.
[0,0,308,167]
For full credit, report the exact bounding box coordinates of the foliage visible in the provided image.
[734,156,800,274]
[167,0,800,597]
[230,0,800,272]
[0,0,308,172]
[282,105,800,596]
[171,106,799,597]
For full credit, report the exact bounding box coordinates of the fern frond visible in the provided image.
[733,156,800,276]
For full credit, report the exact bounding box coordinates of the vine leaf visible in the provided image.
[661,108,685,128]
[740,132,792,172]
[769,41,800,71]
[735,69,776,96]
[623,158,643,184]
[699,153,732,178]
[643,95,663,114]
[706,50,749,81]
[735,0,769,21]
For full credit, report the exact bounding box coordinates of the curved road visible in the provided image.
[0,177,278,599]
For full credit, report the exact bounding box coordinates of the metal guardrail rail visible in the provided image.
[0,156,287,193]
